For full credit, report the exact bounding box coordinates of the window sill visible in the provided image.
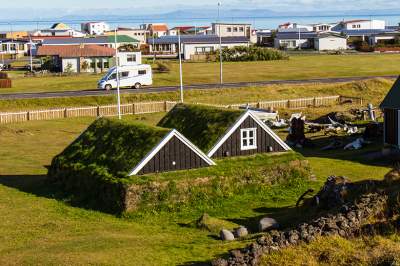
[241,146,257,151]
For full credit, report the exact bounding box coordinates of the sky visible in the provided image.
[2,0,400,12]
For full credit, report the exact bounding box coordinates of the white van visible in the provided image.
[98,64,152,90]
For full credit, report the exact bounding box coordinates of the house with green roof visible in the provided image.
[380,76,400,148]
[158,104,291,158]
[48,117,215,180]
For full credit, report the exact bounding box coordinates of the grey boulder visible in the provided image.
[234,226,249,238]
[220,229,235,241]
[259,217,279,232]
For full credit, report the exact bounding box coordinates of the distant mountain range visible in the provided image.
[0,8,400,22]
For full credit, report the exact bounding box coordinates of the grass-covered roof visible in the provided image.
[157,104,243,152]
[50,117,170,177]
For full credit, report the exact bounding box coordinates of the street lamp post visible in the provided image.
[178,30,184,103]
[114,28,121,120]
[218,2,223,85]
[29,38,33,72]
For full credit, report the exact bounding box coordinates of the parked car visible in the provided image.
[98,64,153,90]
[24,59,42,71]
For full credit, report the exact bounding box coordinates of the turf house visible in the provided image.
[48,117,215,179]
[158,104,291,158]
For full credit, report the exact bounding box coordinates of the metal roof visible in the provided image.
[335,29,395,36]
[147,35,249,45]
[276,31,346,40]
[380,76,400,109]
[42,35,138,45]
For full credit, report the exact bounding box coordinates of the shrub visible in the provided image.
[214,46,289,62]
[154,61,171,73]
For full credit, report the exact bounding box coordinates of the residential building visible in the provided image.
[312,23,335,32]
[147,35,249,60]
[0,31,28,39]
[369,31,400,46]
[147,23,169,37]
[105,27,149,45]
[256,30,274,47]
[0,38,29,58]
[40,35,140,49]
[167,26,212,36]
[274,31,347,51]
[36,44,140,73]
[332,20,386,31]
[32,23,86,37]
[212,23,252,38]
[81,22,110,35]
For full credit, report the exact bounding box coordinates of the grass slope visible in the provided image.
[0,78,394,112]
[2,54,400,94]
[158,103,243,152]
[0,115,395,265]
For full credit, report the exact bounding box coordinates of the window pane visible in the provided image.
[249,130,254,137]
[242,131,247,138]
[249,139,254,146]
[243,139,247,146]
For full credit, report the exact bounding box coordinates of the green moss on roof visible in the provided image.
[157,104,243,152]
[107,35,140,43]
[51,117,170,177]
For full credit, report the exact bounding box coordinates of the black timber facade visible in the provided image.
[137,135,210,175]
[384,108,398,146]
[212,116,286,158]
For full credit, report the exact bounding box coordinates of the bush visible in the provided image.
[154,61,171,73]
[214,46,289,62]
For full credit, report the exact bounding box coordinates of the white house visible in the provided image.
[0,38,29,58]
[81,22,110,35]
[32,23,85,37]
[334,20,386,31]
[147,35,250,60]
[105,27,149,45]
[147,24,169,37]
[275,31,347,51]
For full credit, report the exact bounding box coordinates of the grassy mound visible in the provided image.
[47,117,170,212]
[157,103,243,152]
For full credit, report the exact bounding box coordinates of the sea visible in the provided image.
[1,14,400,31]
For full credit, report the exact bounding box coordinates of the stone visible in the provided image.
[234,226,249,238]
[220,229,235,241]
[211,258,228,266]
[259,217,279,232]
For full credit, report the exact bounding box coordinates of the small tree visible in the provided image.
[64,62,74,74]
[81,60,90,72]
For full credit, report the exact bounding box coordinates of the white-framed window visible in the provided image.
[127,54,136,62]
[240,128,257,150]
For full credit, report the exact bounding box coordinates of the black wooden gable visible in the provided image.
[208,112,291,158]
[129,130,215,176]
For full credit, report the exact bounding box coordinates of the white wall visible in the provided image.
[62,58,79,72]
[345,20,385,30]
[274,39,309,49]
[315,37,347,51]
[118,52,142,66]
[183,42,249,60]
[212,24,251,38]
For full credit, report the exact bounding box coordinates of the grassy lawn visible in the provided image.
[1,54,400,94]
[0,78,394,112]
[0,111,394,265]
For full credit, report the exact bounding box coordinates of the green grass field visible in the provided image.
[0,111,393,265]
[2,54,400,94]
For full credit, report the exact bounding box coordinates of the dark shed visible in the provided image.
[380,76,400,147]
[158,104,291,158]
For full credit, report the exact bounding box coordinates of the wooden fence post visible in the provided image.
[313,97,317,107]
[287,100,290,109]
[27,111,30,121]
[132,103,136,114]
[97,106,100,117]
[64,108,68,118]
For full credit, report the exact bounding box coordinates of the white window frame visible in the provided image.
[240,128,257,151]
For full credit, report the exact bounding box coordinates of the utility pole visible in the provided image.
[29,38,33,72]
[178,30,184,103]
[298,27,301,50]
[114,28,121,119]
[218,2,223,85]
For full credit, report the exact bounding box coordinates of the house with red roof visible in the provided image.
[36,44,140,73]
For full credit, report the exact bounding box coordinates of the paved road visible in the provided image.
[0,75,397,100]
